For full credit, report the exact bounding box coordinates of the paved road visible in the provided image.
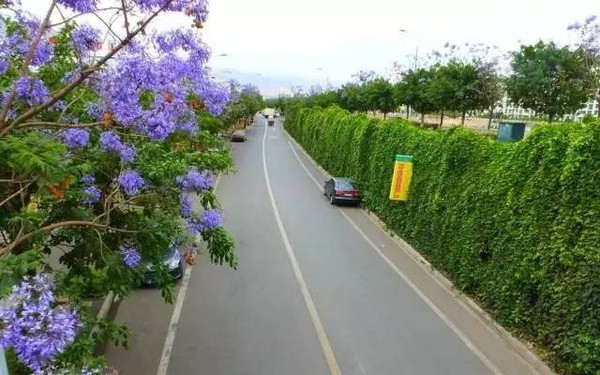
[106,117,550,375]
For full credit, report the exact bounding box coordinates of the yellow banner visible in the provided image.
[389,155,413,201]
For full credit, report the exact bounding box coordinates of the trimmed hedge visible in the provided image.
[285,106,600,374]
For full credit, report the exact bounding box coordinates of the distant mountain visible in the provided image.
[211,69,338,97]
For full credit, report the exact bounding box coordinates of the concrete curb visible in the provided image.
[283,127,555,375]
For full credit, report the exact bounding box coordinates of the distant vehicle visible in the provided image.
[141,246,183,286]
[323,178,361,205]
[231,130,246,142]
[268,120,275,127]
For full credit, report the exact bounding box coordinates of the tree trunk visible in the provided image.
[439,109,444,129]
[487,105,493,130]
[420,113,425,127]
[548,114,554,123]
[383,112,387,120]
[461,109,466,125]
[406,106,410,120]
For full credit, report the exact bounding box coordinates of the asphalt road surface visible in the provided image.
[106,116,551,375]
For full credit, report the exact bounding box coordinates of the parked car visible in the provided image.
[323,178,361,205]
[231,130,246,142]
[141,246,184,286]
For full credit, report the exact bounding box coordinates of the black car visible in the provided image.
[141,246,184,286]
[230,130,246,142]
[323,178,361,205]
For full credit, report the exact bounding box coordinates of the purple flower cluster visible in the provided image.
[81,174,95,185]
[176,167,214,192]
[86,103,102,120]
[71,24,101,55]
[120,244,141,269]
[100,131,123,152]
[83,186,101,205]
[59,129,90,149]
[180,194,193,218]
[100,131,136,164]
[0,14,54,68]
[56,0,98,13]
[186,209,223,235]
[94,29,229,140]
[14,77,49,105]
[132,0,209,23]
[117,169,145,196]
[0,274,79,373]
[199,209,223,230]
[568,15,600,54]
[81,174,100,205]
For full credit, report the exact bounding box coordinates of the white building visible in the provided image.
[493,96,598,121]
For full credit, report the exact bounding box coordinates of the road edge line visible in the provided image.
[284,129,553,375]
[262,123,342,375]
[156,175,223,375]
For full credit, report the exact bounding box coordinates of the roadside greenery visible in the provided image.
[285,106,600,375]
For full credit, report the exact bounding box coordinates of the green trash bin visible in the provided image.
[497,121,526,142]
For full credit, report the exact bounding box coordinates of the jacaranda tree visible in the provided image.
[0,0,237,373]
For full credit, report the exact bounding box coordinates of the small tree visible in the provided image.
[338,83,368,113]
[396,68,437,126]
[506,41,598,122]
[363,78,396,119]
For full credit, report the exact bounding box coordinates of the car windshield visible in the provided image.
[335,179,357,190]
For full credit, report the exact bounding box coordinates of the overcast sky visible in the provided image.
[21,0,598,90]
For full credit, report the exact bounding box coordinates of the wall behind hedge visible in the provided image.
[285,106,600,375]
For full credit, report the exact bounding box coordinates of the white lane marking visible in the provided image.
[156,176,222,375]
[263,126,342,375]
[286,140,504,375]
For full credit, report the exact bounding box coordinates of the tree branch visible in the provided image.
[0,180,35,207]
[16,121,104,130]
[48,7,124,27]
[121,0,131,35]
[0,0,175,139]
[0,220,137,256]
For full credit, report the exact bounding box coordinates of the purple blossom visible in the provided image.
[186,209,223,235]
[59,129,90,149]
[14,77,49,105]
[51,100,67,112]
[81,174,95,185]
[585,15,598,25]
[100,131,124,153]
[176,167,214,192]
[120,244,141,269]
[120,145,136,164]
[180,194,193,218]
[0,274,79,373]
[0,60,8,74]
[86,103,102,120]
[117,170,145,196]
[177,119,198,134]
[71,24,101,55]
[83,185,101,205]
[56,0,98,12]
[93,29,229,139]
[568,22,582,31]
[199,209,223,230]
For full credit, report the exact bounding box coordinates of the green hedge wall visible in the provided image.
[285,106,600,374]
